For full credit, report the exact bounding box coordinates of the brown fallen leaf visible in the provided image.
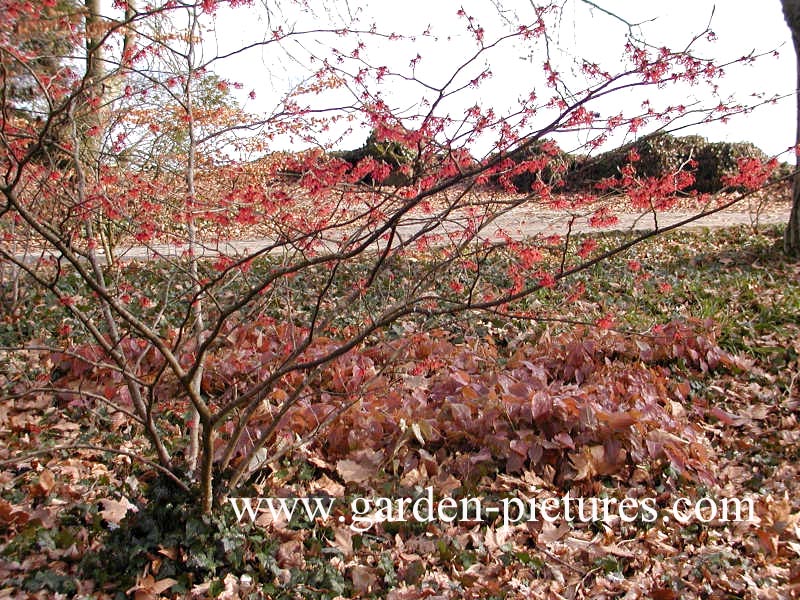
[30,468,55,496]
[0,498,30,528]
[484,524,512,550]
[330,525,354,559]
[217,573,242,600]
[351,565,379,594]
[399,466,427,488]
[570,445,625,480]
[310,473,345,497]
[756,528,780,557]
[126,575,177,600]
[539,520,570,544]
[277,539,305,569]
[598,543,636,558]
[649,588,678,600]
[157,546,178,560]
[100,496,138,525]
[336,459,375,484]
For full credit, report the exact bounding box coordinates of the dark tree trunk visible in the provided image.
[782,0,800,256]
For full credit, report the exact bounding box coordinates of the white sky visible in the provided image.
[206,0,796,160]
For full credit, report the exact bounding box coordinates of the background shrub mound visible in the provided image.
[333,129,418,186]
[274,133,783,196]
[492,134,779,195]
[692,140,770,192]
[562,133,769,193]
[492,139,579,193]
[565,134,706,191]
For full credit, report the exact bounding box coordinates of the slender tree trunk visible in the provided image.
[79,1,175,466]
[182,5,210,511]
[782,0,800,256]
[83,0,104,161]
[83,0,137,266]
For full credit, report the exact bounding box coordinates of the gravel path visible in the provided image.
[7,206,791,265]
[106,207,791,262]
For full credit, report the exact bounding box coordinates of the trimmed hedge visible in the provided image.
[560,133,769,194]
[490,134,775,195]
[503,139,578,193]
[333,130,417,186]
[273,132,782,194]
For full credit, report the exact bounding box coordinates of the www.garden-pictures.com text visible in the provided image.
[228,487,756,533]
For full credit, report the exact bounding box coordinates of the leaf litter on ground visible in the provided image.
[0,225,798,598]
